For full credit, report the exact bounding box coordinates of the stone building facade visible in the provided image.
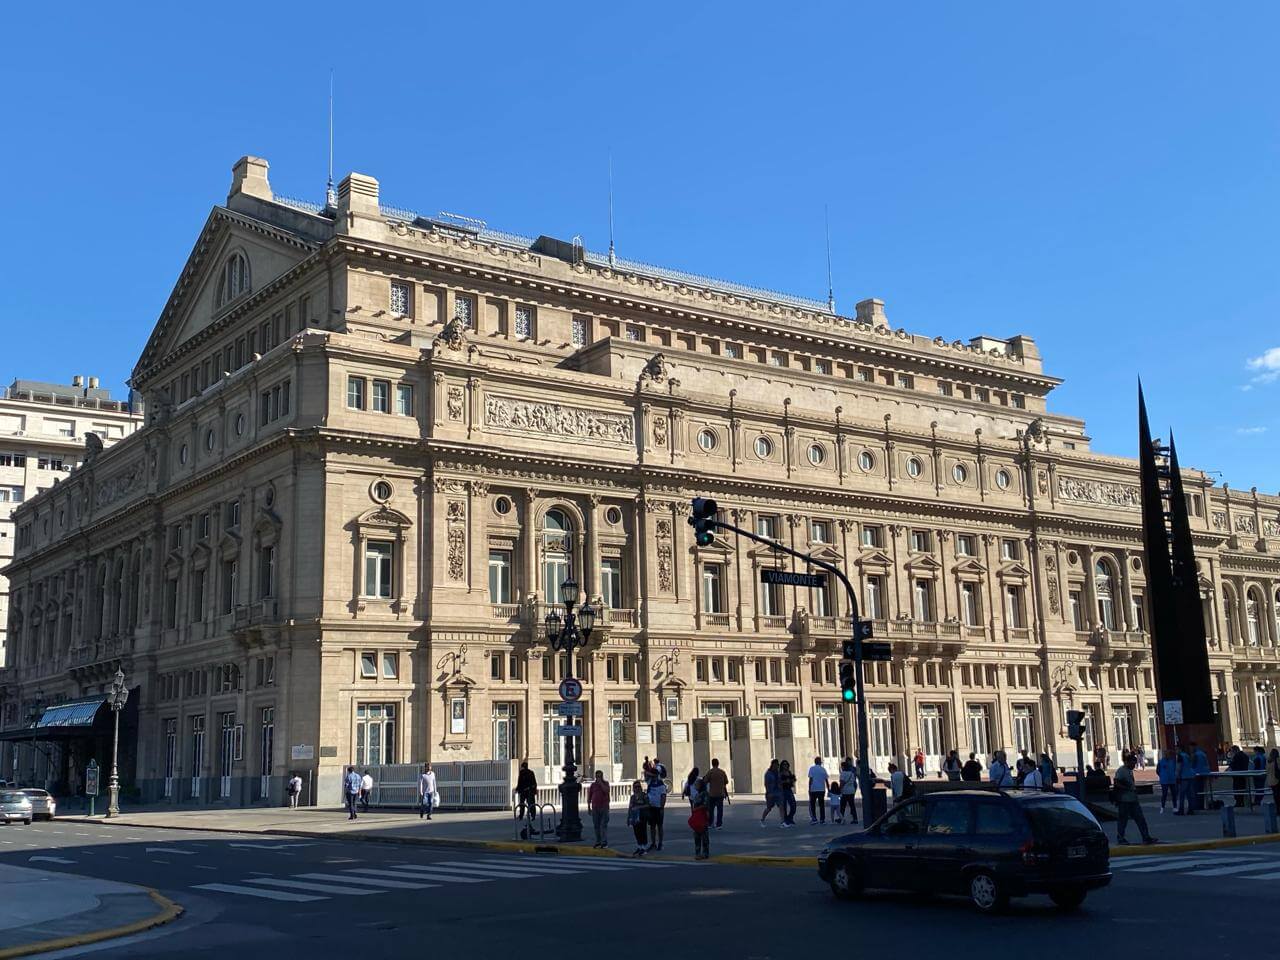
[1,156,1278,804]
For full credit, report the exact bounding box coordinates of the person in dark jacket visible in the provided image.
[1227,745,1252,808]
[515,761,538,819]
[961,753,983,782]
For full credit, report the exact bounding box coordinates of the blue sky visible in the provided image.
[2,2,1278,488]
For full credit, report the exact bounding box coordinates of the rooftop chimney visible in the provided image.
[88,376,100,389]
[229,156,273,203]
[855,298,888,326]
[335,172,381,239]
[72,375,83,388]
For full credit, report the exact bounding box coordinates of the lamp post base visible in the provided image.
[556,779,583,842]
[106,781,120,818]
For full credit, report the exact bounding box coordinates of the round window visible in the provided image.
[235,413,245,437]
[952,463,968,483]
[858,450,875,472]
[807,443,825,466]
[494,495,512,516]
[995,469,1011,490]
[372,480,393,502]
[605,506,623,525]
[906,456,923,478]
[205,428,216,452]
[697,429,717,452]
[178,443,189,465]
[754,436,773,459]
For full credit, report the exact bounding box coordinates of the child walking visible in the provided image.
[827,779,842,824]
[689,781,711,860]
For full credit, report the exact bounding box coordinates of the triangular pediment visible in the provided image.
[998,560,1032,579]
[135,207,322,382]
[952,556,986,576]
[856,549,894,568]
[807,545,843,564]
[904,554,942,573]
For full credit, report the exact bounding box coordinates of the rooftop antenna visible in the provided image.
[325,70,337,211]
[824,204,836,314]
[607,151,616,267]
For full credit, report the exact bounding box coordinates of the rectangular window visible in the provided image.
[396,384,413,416]
[696,657,707,682]
[199,513,210,539]
[514,304,534,339]
[227,500,241,528]
[937,381,953,396]
[910,530,931,553]
[488,550,512,603]
[861,525,882,548]
[1011,394,1025,409]
[762,581,784,617]
[355,703,397,766]
[258,545,275,599]
[756,514,779,539]
[390,281,410,315]
[379,652,397,680]
[769,351,788,367]
[1069,590,1084,631]
[190,570,205,622]
[542,656,553,681]
[956,534,975,557]
[1005,585,1025,628]
[913,579,933,622]
[491,654,503,680]
[625,325,643,342]
[360,652,377,679]
[754,659,767,683]
[1131,593,1146,632]
[816,359,832,375]
[571,316,588,347]
[601,558,623,608]
[724,343,742,359]
[364,541,394,598]
[1001,539,1019,561]
[622,656,636,682]
[509,654,522,681]
[865,575,885,619]
[702,564,725,614]
[346,377,366,410]
[976,387,990,403]
[961,582,980,626]
[811,520,831,543]
[856,366,873,382]
[221,559,237,613]
[372,380,391,413]
[896,373,914,389]
[454,294,475,328]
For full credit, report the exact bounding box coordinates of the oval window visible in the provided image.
[372,480,393,502]
[494,495,512,516]
[605,506,623,525]
[906,457,923,478]
[754,436,773,459]
[995,469,1011,490]
[807,444,825,466]
[178,443,189,465]
[205,428,216,452]
[952,463,968,483]
[235,413,246,437]
[858,450,875,472]
[698,429,717,452]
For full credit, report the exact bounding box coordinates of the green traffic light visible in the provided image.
[841,687,855,702]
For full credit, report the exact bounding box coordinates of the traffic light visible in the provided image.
[689,497,718,547]
[1066,709,1084,741]
[839,662,857,703]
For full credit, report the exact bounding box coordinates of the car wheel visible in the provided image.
[1049,886,1087,911]
[23,819,31,826]
[828,858,864,900]
[968,870,1008,913]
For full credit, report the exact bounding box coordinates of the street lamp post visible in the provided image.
[544,579,597,843]
[105,668,129,818]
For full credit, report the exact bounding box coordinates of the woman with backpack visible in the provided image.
[626,780,650,857]
[838,758,858,825]
[681,766,701,808]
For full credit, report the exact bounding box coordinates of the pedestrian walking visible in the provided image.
[1227,745,1251,809]
[689,784,711,860]
[646,768,668,851]
[1251,747,1267,806]
[681,766,701,808]
[343,765,361,820]
[838,758,858,825]
[827,780,842,822]
[588,770,611,848]
[515,761,537,820]
[1266,748,1280,808]
[1037,753,1057,790]
[1094,744,1109,774]
[807,756,830,824]
[1175,744,1195,814]
[913,748,925,779]
[1191,741,1210,812]
[704,758,729,828]
[1156,749,1177,812]
[989,750,1013,787]
[1114,753,1157,845]
[418,762,437,819]
[961,753,983,782]
[1021,758,1044,789]
[627,780,651,856]
[778,760,798,827]
[943,750,962,781]
[760,759,781,826]
[287,773,302,808]
[882,762,906,803]
[359,770,374,812]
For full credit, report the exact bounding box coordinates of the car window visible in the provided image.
[1024,798,1101,836]
[974,801,1018,835]
[926,798,973,835]
[882,799,926,835]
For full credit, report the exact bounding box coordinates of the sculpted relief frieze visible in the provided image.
[484,395,634,447]
[94,460,145,508]
[1055,475,1140,510]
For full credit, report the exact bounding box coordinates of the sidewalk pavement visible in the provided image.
[65,790,1280,864]
[0,865,181,959]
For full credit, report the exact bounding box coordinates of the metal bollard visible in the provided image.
[1221,803,1237,838]
[1264,801,1278,835]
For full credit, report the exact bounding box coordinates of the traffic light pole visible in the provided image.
[697,516,875,810]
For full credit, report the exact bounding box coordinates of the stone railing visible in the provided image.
[1087,627,1149,662]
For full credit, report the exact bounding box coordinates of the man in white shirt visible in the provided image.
[359,770,374,812]
[807,756,830,824]
[418,762,437,820]
[1021,759,1044,789]
[989,750,1014,787]
[288,774,303,808]
[646,771,668,851]
[883,763,907,802]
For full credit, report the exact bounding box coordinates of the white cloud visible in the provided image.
[1236,426,1268,435]
[1245,346,1280,386]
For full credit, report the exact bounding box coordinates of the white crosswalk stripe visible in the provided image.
[1124,856,1267,874]
[382,865,494,883]
[194,882,322,902]
[245,878,379,896]
[549,855,677,868]
[473,857,631,872]
[407,862,570,879]
[300,871,437,890]
[1183,862,1280,877]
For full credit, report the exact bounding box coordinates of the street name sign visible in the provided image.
[555,702,584,717]
[760,568,826,588]
[556,725,583,737]
[559,678,583,701]
[863,641,893,662]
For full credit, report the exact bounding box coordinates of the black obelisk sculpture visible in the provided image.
[1137,384,1217,757]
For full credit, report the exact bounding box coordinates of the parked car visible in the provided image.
[817,788,1111,912]
[21,789,56,821]
[0,790,33,825]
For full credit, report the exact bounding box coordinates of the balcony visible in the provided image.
[234,600,279,628]
[68,634,133,675]
[490,603,521,624]
[1087,627,1149,662]
[1231,643,1280,670]
[700,612,731,629]
[795,614,966,657]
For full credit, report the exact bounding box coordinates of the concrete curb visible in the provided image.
[1110,833,1280,857]
[0,890,183,960]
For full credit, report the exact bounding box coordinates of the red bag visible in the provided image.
[688,806,709,831]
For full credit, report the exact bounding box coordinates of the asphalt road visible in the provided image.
[2,821,1277,959]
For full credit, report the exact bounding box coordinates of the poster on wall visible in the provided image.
[451,697,467,734]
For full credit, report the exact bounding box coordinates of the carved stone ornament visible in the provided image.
[1037,471,1049,496]
[471,480,489,499]
[1235,514,1257,535]
[655,518,673,592]
[94,460,145,508]
[1047,576,1061,614]
[653,416,668,447]
[1212,512,1228,532]
[446,501,466,580]
[447,387,465,421]
[1056,475,1140,509]
[484,395,634,446]
[1265,518,1280,538]
[436,318,467,352]
[639,352,670,384]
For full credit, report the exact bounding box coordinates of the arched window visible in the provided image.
[216,252,251,307]
[1094,559,1117,631]
[1222,587,1237,645]
[1246,588,1262,646]
[542,509,574,604]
